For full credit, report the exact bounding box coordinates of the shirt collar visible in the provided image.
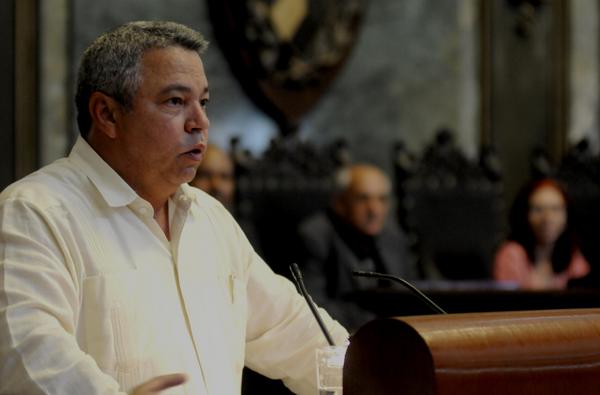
[173,183,198,209]
[68,136,197,208]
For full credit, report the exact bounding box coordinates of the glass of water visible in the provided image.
[316,344,347,395]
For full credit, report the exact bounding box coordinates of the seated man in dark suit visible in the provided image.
[297,163,417,331]
[190,143,261,250]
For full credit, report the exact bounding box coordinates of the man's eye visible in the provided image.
[201,98,210,108]
[167,97,184,106]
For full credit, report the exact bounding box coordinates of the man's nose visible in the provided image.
[369,198,386,211]
[366,201,383,217]
[185,102,210,133]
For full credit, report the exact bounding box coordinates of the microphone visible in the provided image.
[289,263,336,346]
[352,270,447,315]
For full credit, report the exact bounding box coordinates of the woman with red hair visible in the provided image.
[493,178,590,289]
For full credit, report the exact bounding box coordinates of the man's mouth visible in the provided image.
[183,147,204,161]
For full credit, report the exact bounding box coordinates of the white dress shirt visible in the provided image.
[0,136,348,394]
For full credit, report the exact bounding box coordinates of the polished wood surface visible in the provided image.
[344,308,600,394]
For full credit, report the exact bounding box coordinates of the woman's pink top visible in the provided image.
[493,241,591,290]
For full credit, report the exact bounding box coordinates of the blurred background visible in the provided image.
[3,0,600,288]
[7,0,599,193]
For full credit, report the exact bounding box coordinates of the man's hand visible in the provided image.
[131,373,187,394]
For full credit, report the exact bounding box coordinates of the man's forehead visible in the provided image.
[140,47,208,86]
[158,83,209,96]
[350,170,390,190]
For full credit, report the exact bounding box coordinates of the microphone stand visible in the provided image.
[353,270,447,315]
[290,263,336,346]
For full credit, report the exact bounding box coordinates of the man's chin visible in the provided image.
[182,167,200,183]
[360,226,383,237]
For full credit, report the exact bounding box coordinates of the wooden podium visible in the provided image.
[343,308,600,394]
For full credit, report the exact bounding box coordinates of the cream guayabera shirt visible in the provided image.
[0,137,348,395]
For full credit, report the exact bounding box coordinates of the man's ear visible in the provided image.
[88,91,120,139]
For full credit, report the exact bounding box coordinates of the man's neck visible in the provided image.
[327,208,376,257]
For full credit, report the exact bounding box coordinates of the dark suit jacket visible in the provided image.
[297,210,417,331]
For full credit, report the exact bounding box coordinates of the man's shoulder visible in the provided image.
[186,184,225,210]
[298,211,334,235]
[0,159,79,208]
[186,184,238,224]
[378,220,408,241]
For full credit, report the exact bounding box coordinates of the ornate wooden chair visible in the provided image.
[555,139,600,287]
[394,129,506,280]
[232,136,350,277]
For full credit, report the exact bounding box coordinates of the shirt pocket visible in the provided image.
[81,270,161,392]
[222,271,247,323]
[214,270,247,365]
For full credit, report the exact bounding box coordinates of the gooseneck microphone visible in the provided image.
[290,263,336,346]
[353,270,447,315]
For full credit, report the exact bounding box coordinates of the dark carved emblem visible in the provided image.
[208,0,365,135]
